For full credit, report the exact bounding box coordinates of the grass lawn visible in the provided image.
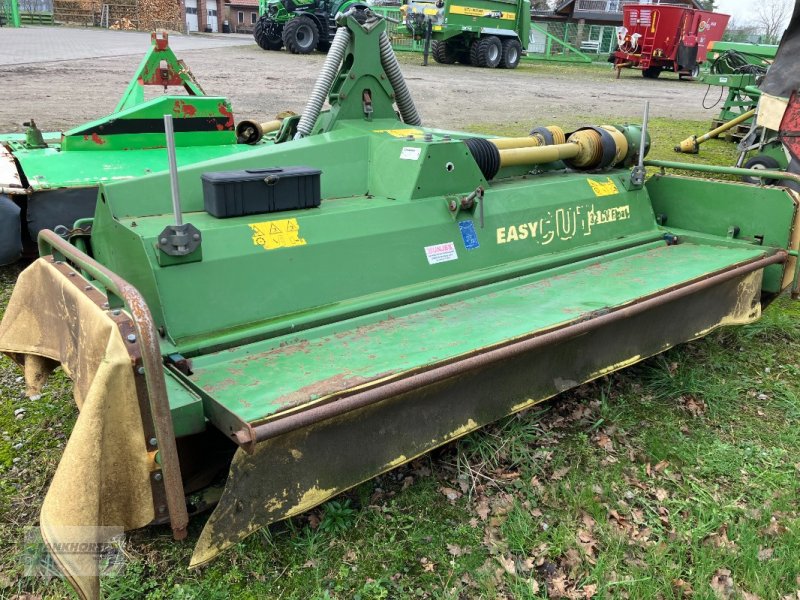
[1,115,798,599]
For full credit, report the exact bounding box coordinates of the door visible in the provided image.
[185,0,198,31]
[207,7,218,32]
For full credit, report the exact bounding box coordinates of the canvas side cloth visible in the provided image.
[0,258,154,600]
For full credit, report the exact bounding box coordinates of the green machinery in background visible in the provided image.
[3,8,800,600]
[0,32,283,265]
[0,0,20,26]
[253,0,363,53]
[402,0,530,67]
[702,40,778,136]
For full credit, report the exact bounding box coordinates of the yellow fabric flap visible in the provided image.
[0,258,155,600]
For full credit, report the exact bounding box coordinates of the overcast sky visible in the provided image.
[715,0,794,26]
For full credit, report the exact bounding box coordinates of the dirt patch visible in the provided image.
[0,43,718,134]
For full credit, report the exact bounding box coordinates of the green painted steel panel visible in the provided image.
[13,143,265,191]
[186,241,768,427]
[647,174,797,293]
[164,368,206,437]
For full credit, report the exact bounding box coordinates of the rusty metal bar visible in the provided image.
[235,251,786,449]
[37,229,188,540]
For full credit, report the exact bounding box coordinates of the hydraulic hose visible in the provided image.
[295,26,351,139]
[379,31,422,126]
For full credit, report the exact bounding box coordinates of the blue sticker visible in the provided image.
[458,220,480,250]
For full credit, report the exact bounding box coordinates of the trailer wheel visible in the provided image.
[431,40,457,64]
[471,36,502,68]
[642,66,662,78]
[742,155,781,185]
[283,15,319,54]
[499,38,522,69]
[253,16,284,50]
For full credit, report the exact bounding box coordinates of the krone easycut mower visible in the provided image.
[3,8,800,599]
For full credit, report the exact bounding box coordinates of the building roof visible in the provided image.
[229,0,258,7]
[554,0,703,15]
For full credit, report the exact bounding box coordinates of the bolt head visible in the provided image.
[112,309,121,316]
[137,366,145,375]
[192,233,200,241]
[160,238,168,245]
[149,437,158,447]
[126,333,137,343]
[153,472,163,481]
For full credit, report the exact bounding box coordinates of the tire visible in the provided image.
[317,39,331,52]
[742,155,781,185]
[471,36,502,68]
[283,15,319,54]
[253,15,284,50]
[431,40,457,64]
[499,38,522,69]
[455,50,471,65]
[642,66,662,78]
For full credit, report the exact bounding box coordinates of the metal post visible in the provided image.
[163,115,183,227]
[629,101,649,187]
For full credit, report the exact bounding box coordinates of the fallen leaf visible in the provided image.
[710,568,735,599]
[654,488,669,502]
[672,578,694,598]
[519,557,536,573]
[402,476,414,490]
[548,574,569,599]
[440,487,462,502]
[343,549,357,562]
[307,513,320,529]
[653,460,670,473]
[496,554,516,575]
[763,516,788,537]
[475,496,490,521]
[420,557,435,572]
[302,559,318,568]
[595,433,614,452]
[757,547,774,561]
[583,583,598,598]
[447,543,464,557]
[681,395,707,416]
[704,524,736,550]
[551,466,571,481]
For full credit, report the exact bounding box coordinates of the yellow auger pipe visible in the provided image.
[489,126,566,150]
[674,109,757,154]
[497,126,631,170]
[498,142,580,167]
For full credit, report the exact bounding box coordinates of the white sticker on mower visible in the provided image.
[400,147,422,160]
[425,242,458,265]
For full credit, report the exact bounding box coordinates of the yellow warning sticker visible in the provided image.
[423,7,438,15]
[250,218,306,250]
[449,5,515,19]
[372,128,425,138]
[587,177,620,197]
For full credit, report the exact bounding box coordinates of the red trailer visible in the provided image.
[613,3,730,80]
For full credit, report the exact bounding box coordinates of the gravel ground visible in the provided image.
[0,41,720,134]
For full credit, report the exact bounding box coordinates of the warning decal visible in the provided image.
[250,218,307,250]
[424,241,458,265]
[587,177,620,197]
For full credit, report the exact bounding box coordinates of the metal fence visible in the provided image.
[527,21,616,61]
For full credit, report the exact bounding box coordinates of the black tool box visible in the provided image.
[201,166,322,218]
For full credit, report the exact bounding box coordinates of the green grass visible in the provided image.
[2,117,798,599]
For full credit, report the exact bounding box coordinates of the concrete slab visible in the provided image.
[0,26,254,66]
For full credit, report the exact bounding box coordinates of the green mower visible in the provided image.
[3,8,800,600]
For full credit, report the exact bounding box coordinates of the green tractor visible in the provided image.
[253,0,363,53]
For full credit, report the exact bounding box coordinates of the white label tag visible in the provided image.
[424,242,458,265]
[400,146,422,160]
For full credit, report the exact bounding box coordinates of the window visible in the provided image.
[237,10,243,23]
[250,11,256,23]
[185,6,196,14]
[208,8,216,16]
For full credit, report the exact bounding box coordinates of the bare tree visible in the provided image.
[753,0,792,44]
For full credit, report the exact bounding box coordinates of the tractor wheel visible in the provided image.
[253,15,284,50]
[742,155,781,185]
[431,40,457,64]
[470,36,502,68]
[317,39,331,53]
[642,66,662,78]
[283,15,319,54]
[499,38,522,69]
